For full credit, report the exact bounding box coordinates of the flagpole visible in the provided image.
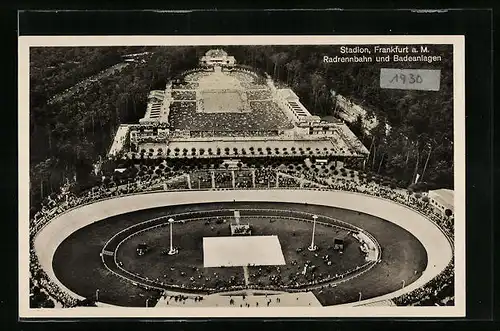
[308,215,318,251]
[168,218,178,255]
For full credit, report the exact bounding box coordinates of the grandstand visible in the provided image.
[108,49,369,162]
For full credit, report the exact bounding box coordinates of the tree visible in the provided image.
[310,72,326,112]
[285,59,302,85]
[270,52,289,80]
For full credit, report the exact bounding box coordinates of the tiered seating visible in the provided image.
[393,260,454,306]
[191,171,213,189]
[189,130,279,138]
[336,126,369,155]
[171,90,196,101]
[166,177,189,190]
[254,168,277,188]
[168,99,293,132]
[277,174,301,188]
[246,89,272,100]
[183,69,213,81]
[234,170,253,189]
[330,131,353,155]
[30,247,78,307]
[214,171,233,189]
[225,70,264,89]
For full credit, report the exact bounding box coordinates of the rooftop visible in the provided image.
[205,49,228,57]
[429,189,454,211]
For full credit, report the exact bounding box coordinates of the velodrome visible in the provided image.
[33,189,452,314]
[26,47,458,317]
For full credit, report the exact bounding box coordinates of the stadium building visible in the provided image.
[428,189,454,219]
[108,49,369,164]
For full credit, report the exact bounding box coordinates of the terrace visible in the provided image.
[172,90,196,101]
[139,138,339,159]
[168,99,293,132]
[171,81,199,90]
[246,89,273,100]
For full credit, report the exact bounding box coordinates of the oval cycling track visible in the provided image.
[52,201,428,307]
[35,190,452,309]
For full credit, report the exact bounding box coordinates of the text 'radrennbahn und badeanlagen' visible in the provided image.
[323,46,443,63]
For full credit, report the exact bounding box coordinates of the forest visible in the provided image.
[29,44,454,212]
[225,45,454,191]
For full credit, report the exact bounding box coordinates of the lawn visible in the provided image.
[198,90,248,113]
[114,214,366,291]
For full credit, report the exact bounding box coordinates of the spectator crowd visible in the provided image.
[29,158,454,308]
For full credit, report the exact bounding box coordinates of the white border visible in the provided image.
[19,35,465,318]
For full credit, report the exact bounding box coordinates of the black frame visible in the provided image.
[5,6,495,331]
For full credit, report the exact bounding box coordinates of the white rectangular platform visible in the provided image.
[203,235,286,268]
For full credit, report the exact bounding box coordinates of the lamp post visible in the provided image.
[358,291,362,301]
[95,289,99,302]
[168,218,178,255]
[402,279,405,289]
[308,215,318,251]
[146,298,149,307]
